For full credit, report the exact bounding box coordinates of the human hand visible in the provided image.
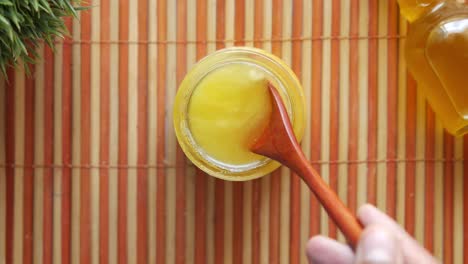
[306,204,440,264]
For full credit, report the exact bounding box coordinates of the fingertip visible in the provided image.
[357,203,396,228]
[305,236,326,262]
[356,203,377,223]
[306,236,354,264]
[306,236,327,257]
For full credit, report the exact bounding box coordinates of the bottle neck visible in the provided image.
[398,0,445,22]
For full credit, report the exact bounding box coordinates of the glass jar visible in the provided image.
[173,47,306,181]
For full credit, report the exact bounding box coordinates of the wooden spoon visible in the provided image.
[251,82,363,248]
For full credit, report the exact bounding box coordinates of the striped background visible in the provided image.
[1,0,468,263]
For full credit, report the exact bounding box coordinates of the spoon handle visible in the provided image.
[251,83,363,248]
[287,150,363,248]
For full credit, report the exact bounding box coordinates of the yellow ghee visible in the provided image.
[188,63,272,165]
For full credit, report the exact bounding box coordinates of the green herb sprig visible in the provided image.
[0,0,83,75]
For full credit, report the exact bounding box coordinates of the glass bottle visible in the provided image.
[399,0,468,136]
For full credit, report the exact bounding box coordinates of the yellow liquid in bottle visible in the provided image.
[400,0,468,135]
[188,63,272,165]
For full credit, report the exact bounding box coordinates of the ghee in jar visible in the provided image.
[173,47,305,180]
[188,63,272,165]
[399,0,468,135]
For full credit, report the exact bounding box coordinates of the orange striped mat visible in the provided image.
[1,0,467,263]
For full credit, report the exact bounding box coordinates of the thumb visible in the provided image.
[355,225,403,264]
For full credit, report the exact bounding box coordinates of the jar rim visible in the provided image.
[173,47,306,181]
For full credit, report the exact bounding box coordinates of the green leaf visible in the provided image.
[37,0,52,15]
[9,10,22,29]
[32,0,39,11]
[0,0,13,7]
[0,0,84,76]
[64,0,78,17]
[0,14,13,40]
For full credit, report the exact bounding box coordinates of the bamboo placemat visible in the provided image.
[0,0,467,263]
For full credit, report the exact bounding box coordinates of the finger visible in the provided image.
[306,236,354,264]
[357,204,407,235]
[355,225,403,264]
[357,204,440,263]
